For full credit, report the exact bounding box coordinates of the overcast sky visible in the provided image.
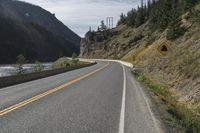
[19,0,141,37]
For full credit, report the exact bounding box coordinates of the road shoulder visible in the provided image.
[131,71,186,133]
[124,67,167,133]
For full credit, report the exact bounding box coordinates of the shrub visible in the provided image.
[135,73,200,133]
[128,34,143,44]
[34,61,44,72]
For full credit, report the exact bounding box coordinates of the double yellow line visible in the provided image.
[0,63,110,117]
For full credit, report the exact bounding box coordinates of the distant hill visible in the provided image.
[0,0,81,46]
[0,0,81,64]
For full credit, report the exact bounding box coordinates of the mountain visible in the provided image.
[0,0,81,46]
[0,0,81,64]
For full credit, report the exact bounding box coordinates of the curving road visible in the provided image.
[0,61,166,133]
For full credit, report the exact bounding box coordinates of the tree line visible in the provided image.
[118,0,199,40]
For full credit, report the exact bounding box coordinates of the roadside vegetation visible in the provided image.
[16,54,44,73]
[134,73,200,133]
[33,61,44,72]
[118,0,197,40]
[12,53,88,76]
[16,54,28,74]
[0,53,95,88]
[52,55,87,69]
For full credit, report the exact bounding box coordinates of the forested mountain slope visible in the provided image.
[0,0,81,46]
[0,0,80,64]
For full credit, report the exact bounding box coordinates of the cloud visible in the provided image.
[19,0,141,37]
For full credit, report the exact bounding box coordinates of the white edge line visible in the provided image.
[135,81,163,133]
[118,64,126,133]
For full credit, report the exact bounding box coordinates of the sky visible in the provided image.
[19,0,141,37]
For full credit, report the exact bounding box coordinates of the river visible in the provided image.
[0,63,52,77]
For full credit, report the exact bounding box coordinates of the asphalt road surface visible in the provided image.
[0,61,166,133]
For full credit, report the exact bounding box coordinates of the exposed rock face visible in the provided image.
[79,29,123,59]
[80,36,92,58]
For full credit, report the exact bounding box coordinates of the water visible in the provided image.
[0,63,52,77]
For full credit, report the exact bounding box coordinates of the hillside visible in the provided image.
[80,1,200,132]
[0,0,80,64]
[0,16,79,64]
[0,0,81,46]
[80,0,200,107]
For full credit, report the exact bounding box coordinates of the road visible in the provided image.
[0,61,166,133]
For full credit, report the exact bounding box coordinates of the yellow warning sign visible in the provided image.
[157,41,171,56]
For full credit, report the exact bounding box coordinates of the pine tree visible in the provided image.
[127,9,137,27]
[135,6,145,27]
[166,8,185,40]
[117,0,195,37]
[97,27,101,32]
[181,0,198,12]
[149,0,174,30]
[146,0,152,19]
[100,20,106,31]
[118,13,127,25]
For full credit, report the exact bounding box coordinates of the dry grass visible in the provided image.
[52,57,86,69]
[135,73,200,133]
[122,14,200,132]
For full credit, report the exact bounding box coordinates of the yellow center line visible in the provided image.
[0,62,110,117]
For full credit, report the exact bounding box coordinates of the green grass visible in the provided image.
[134,73,200,133]
[137,74,168,97]
[168,104,200,133]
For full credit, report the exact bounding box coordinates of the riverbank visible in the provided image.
[0,63,52,77]
[0,62,96,89]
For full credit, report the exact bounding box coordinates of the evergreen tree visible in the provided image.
[116,0,197,40]
[126,9,137,27]
[143,4,148,20]
[118,13,127,25]
[100,20,106,31]
[135,6,145,27]
[97,27,101,32]
[147,0,151,15]
[150,0,175,30]
[87,30,95,41]
[166,8,185,40]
